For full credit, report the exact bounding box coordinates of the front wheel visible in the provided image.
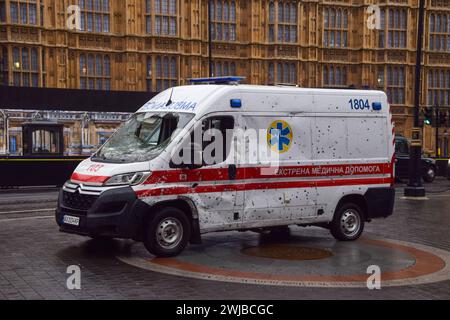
[330,203,365,241]
[143,207,191,257]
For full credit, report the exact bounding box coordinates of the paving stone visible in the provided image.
[0,180,449,299]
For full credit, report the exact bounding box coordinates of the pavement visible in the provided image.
[0,179,449,300]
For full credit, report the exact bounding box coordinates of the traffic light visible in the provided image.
[423,107,433,126]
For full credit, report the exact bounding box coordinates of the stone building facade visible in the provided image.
[0,0,449,155]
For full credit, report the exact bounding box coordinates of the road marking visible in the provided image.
[117,237,450,288]
[0,208,55,215]
[0,215,54,222]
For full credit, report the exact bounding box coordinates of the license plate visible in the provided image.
[63,215,80,226]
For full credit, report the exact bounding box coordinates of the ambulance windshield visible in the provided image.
[92,112,194,163]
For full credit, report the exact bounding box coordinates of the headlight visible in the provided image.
[103,172,151,186]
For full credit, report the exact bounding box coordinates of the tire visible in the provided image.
[143,207,191,257]
[422,166,436,183]
[330,203,365,241]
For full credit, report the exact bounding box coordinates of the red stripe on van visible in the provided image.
[144,163,391,184]
[135,177,391,198]
[70,172,110,184]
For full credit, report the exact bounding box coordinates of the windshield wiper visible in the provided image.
[91,153,106,161]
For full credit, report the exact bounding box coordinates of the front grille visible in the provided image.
[62,191,98,211]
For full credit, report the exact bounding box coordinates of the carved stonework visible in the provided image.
[429,53,450,65]
[323,49,349,61]
[155,38,178,52]
[68,35,77,47]
[145,38,152,50]
[11,27,39,43]
[212,43,238,56]
[391,106,406,115]
[267,46,275,58]
[430,0,449,7]
[277,45,297,57]
[387,51,407,63]
[113,38,123,51]
[0,27,7,40]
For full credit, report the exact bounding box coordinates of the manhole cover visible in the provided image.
[241,244,333,261]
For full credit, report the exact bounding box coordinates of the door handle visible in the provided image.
[228,164,237,180]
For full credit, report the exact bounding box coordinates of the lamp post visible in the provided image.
[208,0,213,77]
[404,0,426,197]
[435,106,440,157]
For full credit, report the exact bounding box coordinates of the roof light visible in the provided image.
[230,99,242,108]
[372,102,382,111]
[188,76,245,85]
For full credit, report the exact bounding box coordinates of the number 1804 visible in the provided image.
[349,99,370,110]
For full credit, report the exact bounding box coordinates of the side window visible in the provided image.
[170,115,235,168]
[202,116,235,165]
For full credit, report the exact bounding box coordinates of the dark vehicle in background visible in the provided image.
[395,135,437,183]
[448,160,450,180]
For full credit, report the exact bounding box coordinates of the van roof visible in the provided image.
[137,84,389,115]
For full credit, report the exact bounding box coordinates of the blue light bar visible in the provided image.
[188,76,245,84]
[230,99,242,108]
[372,102,382,111]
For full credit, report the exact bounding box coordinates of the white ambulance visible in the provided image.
[56,77,395,257]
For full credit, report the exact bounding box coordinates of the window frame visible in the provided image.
[268,1,298,44]
[145,0,178,36]
[429,12,449,52]
[210,0,237,42]
[78,0,110,33]
[11,46,40,87]
[378,7,407,49]
[323,65,347,87]
[79,53,111,91]
[9,0,38,25]
[323,7,349,48]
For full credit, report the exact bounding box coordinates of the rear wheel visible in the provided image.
[330,203,364,241]
[143,207,191,257]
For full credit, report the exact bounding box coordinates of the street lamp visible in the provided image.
[404,0,426,197]
[208,0,213,77]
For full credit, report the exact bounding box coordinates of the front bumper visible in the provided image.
[55,184,148,240]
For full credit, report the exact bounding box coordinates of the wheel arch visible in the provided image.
[143,197,202,244]
[334,194,368,221]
